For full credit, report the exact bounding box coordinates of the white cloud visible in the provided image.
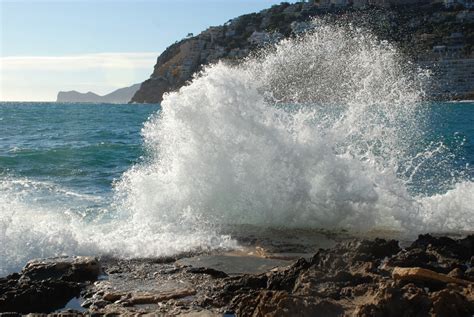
[0,52,158,71]
[0,52,159,101]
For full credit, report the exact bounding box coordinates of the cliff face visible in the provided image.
[132,2,474,103]
[58,84,141,103]
[131,2,307,103]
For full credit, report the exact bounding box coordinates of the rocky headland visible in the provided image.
[131,1,474,104]
[57,84,141,104]
[1,233,473,316]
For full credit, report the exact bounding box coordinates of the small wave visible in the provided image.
[447,100,474,103]
[0,177,102,202]
[0,176,236,275]
[8,147,21,153]
[418,181,474,232]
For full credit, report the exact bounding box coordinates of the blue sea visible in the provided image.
[0,102,159,207]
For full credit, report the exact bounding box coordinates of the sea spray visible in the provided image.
[1,22,473,276]
[117,22,432,230]
[0,177,236,275]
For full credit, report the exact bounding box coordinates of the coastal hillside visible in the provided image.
[57,83,141,103]
[132,0,474,103]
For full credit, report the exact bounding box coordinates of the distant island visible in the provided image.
[56,83,141,103]
[131,0,474,103]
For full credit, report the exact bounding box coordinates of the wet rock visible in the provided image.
[101,288,198,306]
[410,234,474,261]
[0,276,82,313]
[4,235,474,315]
[352,238,401,261]
[80,298,93,308]
[0,257,101,313]
[223,274,268,293]
[22,256,101,282]
[158,267,180,275]
[179,310,221,317]
[384,235,474,278]
[311,239,400,272]
[90,299,109,308]
[216,237,474,316]
[177,255,290,275]
[186,267,228,278]
[154,288,196,302]
[266,258,311,292]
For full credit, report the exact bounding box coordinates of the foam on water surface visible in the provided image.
[1,22,473,275]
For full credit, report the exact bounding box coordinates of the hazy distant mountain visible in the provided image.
[57,83,141,103]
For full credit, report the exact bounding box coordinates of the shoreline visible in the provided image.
[1,233,473,316]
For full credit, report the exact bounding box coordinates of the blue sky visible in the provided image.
[0,0,286,101]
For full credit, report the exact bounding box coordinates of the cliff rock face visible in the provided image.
[131,3,298,103]
[57,83,141,103]
[132,2,474,103]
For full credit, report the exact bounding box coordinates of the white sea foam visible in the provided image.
[117,23,423,230]
[1,22,472,276]
[0,177,236,275]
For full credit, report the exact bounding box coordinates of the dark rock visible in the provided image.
[4,235,474,315]
[458,235,474,258]
[354,283,432,317]
[22,256,101,282]
[186,267,228,278]
[233,290,344,317]
[0,278,81,313]
[311,239,400,271]
[430,289,474,317]
[215,235,474,317]
[89,299,109,309]
[410,234,473,261]
[465,267,474,281]
[352,238,401,261]
[387,235,473,275]
[386,248,444,272]
[448,268,465,279]
[266,258,311,292]
[223,274,268,294]
[0,257,101,313]
[81,298,93,308]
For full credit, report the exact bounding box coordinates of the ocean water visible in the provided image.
[0,103,158,212]
[1,22,473,275]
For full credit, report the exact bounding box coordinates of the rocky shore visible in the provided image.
[1,233,473,316]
